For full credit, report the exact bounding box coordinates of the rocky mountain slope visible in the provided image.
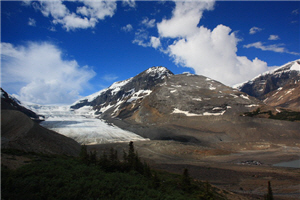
[1,88,44,121]
[1,109,81,156]
[236,60,300,111]
[72,67,262,119]
[1,88,81,156]
[72,66,299,149]
[71,66,173,112]
[263,81,300,111]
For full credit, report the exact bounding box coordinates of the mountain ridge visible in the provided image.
[1,88,44,121]
[235,59,300,111]
[70,65,300,148]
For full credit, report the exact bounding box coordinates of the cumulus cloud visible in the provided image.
[249,26,262,35]
[157,1,214,38]
[1,42,96,104]
[156,0,270,86]
[244,41,300,55]
[150,36,161,49]
[268,35,280,40]
[29,0,117,31]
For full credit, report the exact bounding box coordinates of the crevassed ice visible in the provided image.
[26,104,148,144]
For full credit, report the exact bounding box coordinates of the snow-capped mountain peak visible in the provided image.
[235,59,300,99]
[234,59,300,89]
[71,66,174,115]
[145,66,173,78]
[289,60,300,71]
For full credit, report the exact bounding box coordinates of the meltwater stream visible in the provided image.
[26,104,147,144]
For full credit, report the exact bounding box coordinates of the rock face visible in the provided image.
[236,60,300,111]
[263,81,300,111]
[72,68,261,120]
[1,88,44,121]
[1,88,81,156]
[72,66,299,149]
[71,66,174,116]
[1,110,81,156]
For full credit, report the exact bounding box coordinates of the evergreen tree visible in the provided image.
[89,150,97,165]
[123,149,128,162]
[264,181,274,200]
[152,172,160,189]
[128,141,135,167]
[143,161,152,178]
[181,168,191,191]
[79,145,89,165]
[99,151,109,170]
[109,147,118,163]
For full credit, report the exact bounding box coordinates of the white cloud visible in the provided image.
[132,16,160,47]
[133,28,149,47]
[102,74,118,82]
[150,36,161,49]
[36,1,68,19]
[122,0,136,8]
[48,26,56,32]
[28,18,36,26]
[132,29,161,49]
[243,41,299,55]
[141,18,156,28]
[76,1,116,19]
[155,0,271,86]
[157,1,215,38]
[121,24,133,32]
[268,35,280,40]
[30,0,117,31]
[249,26,262,35]
[1,42,96,104]
[292,9,299,15]
[53,13,98,31]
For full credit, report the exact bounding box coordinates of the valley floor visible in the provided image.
[88,140,300,200]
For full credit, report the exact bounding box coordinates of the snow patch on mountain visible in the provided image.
[290,61,300,71]
[72,77,134,106]
[172,107,227,117]
[172,108,203,117]
[127,89,152,103]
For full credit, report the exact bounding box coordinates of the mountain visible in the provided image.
[1,110,81,156]
[72,67,262,119]
[71,66,299,149]
[1,88,44,121]
[236,60,300,111]
[263,81,300,111]
[1,88,81,156]
[71,66,173,112]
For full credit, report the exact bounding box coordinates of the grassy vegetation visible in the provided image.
[243,108,300,121]
[2,142,227,200]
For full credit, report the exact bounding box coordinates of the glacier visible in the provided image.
[25,103,148,145]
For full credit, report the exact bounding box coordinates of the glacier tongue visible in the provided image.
[26,104,147,144]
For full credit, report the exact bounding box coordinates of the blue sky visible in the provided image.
[1,0,299,105]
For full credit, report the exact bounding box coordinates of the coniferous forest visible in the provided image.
[1,142,226,200]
